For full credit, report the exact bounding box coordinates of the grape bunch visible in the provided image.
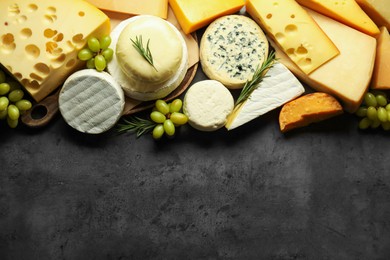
[150,99,188,139]
[0,69,32,128]
[356,91,390,130]
[77,35,114,72]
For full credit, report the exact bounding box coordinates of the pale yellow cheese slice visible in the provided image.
[356,0,390,31]
[371,27,390,89]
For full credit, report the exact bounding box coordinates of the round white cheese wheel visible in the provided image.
[59,69,125,134]
[107,15,188,101]
[183,80,234,131]
[200,15,269,89]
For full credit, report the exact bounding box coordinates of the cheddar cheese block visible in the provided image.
[356,0,390,30]
[246,0,340,75]
[168,0,245,34]
[270,8,376,113]
[371,27,390,89]
[0,0,110,102]
[279,92,343,133]
[296,0,379,36]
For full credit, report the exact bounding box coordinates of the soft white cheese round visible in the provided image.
[183,80,234,131]
[59,69,125,134]
[107,15,188,101]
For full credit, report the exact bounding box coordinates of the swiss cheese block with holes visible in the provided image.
[0,0,110,102]
[200,15,269,89]
[59,69,125,134]
[183,80,234,131]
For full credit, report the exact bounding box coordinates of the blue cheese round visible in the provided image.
[59,69,125,134]
[200,15,269,89]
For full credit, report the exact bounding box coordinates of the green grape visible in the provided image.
[0,82,10,95]
[377,107,388,122]
[386,104,390,111]
[0,70,5,84]
[86,58,95,69]
[150,111,166,123]
[371,90,387,98]
[355,106,367,117]
[87,37,100,52]
[100,35,112,50]
[376,94,388,107]
[152,124,164,139]
[8,89,24,102]
[15,99,32,111]
[371,119,381,129]
[163,119,175,136]
[358,117,371,129]
[8,81,21,91]
[0,109,7,120]
[364,92,377,107]
[102,48,113,62]
[7,117,18,128]
[169,99,182,113]
[170,112,188,125]
[94,55,106,72]
[78,48,94,61]
[0,96,9,111]
[155,100,169,115]
[7,104,19,120]
[382,121,390,131]
[367,106,377,121]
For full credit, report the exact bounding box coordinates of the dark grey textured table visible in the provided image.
[1,61,390,260]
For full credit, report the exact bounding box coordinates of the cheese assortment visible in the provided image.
[0,0,110,102]
[371,27,390,90]
[356,0,390,30]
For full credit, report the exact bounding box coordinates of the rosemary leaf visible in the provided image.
[130,35,158,71]
[117,116,156,138]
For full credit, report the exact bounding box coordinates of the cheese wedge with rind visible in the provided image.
[225,62,305,130]
[371,27,390,89]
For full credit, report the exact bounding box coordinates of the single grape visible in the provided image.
[170,112,188,125]
[376,94,388,107]
[382,121,390,131]
[87,37,100,52]
[0,82,10,95]
[7,117,18,128]
[94,55,106,72]
[163,119,175,136]
[371,119,381,129]
[78,48,94,61]
[152,124,164,139]
[367,106,377,121]
[86,58,95,69]
[100,35,112,50]
[0,109,7,120]
[102,48,113,62]
[15,99,32,111]
[150,111,166,123]
[7,104,19,120]
[169,99,182,113]
[155,100,169,115]
[355,106,367,117]
[0,70,5,84]
[386,104,390,111]
[8,89,24,102]
[377,107,388,122]
[364,92,377,107]
[358,117,371,129]
[0,96,9,111]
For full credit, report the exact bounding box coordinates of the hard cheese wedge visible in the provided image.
[270,8,376,113]
[296,0,379,36]
[225,62,305,130]
[371,27,390,89]
[246,0,340,75]
[356,0,390,30]
[168,0,245,34]
[279,92,343,133]
[85,0,168,19]
[0,0,110,102]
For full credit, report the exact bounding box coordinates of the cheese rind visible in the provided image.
[371,27,390,89]
[200,15,269,89]
[356,0,390,31]
[270,8,376,113]
[246,0,340,75]
[168,0,245,34]
[0,0,110,102]
[225,62,305,130]
[59,69,125,134]
[296,0,379,36]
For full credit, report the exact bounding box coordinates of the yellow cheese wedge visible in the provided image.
[270,8,376,113]
[85,0,168,19]
[371,27,390,89]
[168,0,245,34]
[356,0,390,31]
[296,0,379,36]
[0,0,110,102]
[246,0,340,75]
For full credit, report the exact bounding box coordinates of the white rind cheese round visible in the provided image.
[59,69,125,134]
[200,15,269,89]
[183,80,234,131]
[107,15,188,101]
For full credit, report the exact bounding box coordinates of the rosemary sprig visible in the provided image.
[235,51,276,106]
[130,35,158,71]
[117,116,156,138]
